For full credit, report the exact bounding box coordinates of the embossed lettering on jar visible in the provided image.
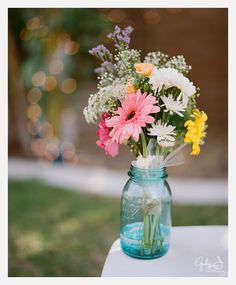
[120,166,172,259]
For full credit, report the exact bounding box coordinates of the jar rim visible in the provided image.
[129,165,168,181]
[130,164,167,171]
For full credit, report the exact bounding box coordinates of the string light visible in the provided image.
[21,15,80,164]
[20,16,48,41]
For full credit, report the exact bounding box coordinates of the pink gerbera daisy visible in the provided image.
[106,90,160,144]
[96,113,119,157]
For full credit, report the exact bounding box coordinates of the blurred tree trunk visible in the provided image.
[8,22,31,156]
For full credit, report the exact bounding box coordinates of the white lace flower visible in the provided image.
[148,120,176,147]
[161,95,186,117]
[83,79,127,123]
[149,67,196,105]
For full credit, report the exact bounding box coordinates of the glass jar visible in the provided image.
[120,165,172,259]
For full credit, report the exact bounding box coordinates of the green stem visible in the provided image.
[150,215,158,248]
[128,140,140,157]
[141,129,147,158]
[143,214,150,247]
[158,218,163,250]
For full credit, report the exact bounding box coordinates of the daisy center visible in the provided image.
[126,111,136,121]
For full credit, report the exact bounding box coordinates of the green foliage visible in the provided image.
[133,76,153,94]
[172,205,228,226]
[169,114,185,129]
[9,180,120,277]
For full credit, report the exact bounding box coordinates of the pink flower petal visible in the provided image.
[96,113,120,157]
[106,91,160,144]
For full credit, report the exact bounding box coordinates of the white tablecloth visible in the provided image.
[101,226,228,277]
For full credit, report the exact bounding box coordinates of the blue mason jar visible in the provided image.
[120,165,172,259]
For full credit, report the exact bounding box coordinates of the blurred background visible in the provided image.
[8,8,228,277]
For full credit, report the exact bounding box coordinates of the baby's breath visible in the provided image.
[116,49,141,78]
[144,51,169,68]
[83,80,127,123]
[165,55,192,74]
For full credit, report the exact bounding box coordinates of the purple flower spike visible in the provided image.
[89,44,113,62]
[95,61,114,75]
[114,25,121,34]
[107,25,133,49]
[94,66,105,75]
[123,26,133,35]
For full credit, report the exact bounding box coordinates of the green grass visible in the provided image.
[8,180,227,277]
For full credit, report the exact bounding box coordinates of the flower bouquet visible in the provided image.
[84,26,208,259]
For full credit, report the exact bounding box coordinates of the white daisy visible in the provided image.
[161,95,186,117]
[148,120,176,147]
[149,67,196,105]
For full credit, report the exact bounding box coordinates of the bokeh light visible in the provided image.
[108,9,126,23]
[45,142,60,161]
[49,59,64,74]
[19,28,33,41]
[27,121,41,136]
[27,88,42,104]
[61,78,77,94]
[26,104,42,122]
[70,154,79,165]
[63,150,75,160]
[143,10,161,25]
[39,122,54,139]
[61,141,76,160]
[34,25,49,38]
[61,140,79,165]
[26,16,42,30]
[63,40,80,55]
[42,76,57,92]
[20,16,48,41]
[57,32,71,47]
[32,71,46,87]
[31,138,47,156]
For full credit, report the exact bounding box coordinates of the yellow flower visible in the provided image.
[127,83,136,94]
[134,63,154,77]
[184,109,208,155]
